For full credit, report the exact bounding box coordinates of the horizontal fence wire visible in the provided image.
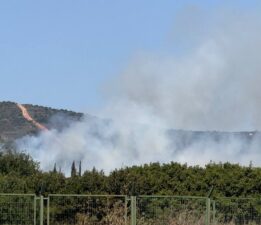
[48,194,128,225]
[0,194,35,225]
[214,197,261,225]
[1,193,261,225]
[136,195,207,225]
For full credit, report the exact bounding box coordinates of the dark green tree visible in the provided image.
[53,163,57,173]
[79,161,82,177]
[71,161,77,177]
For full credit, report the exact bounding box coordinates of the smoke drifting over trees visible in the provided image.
[17,7,261,173]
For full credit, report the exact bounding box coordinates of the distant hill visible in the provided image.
[0,101,258,149]
[0,101,84,142]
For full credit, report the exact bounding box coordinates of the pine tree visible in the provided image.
[79,161,82,177]
[71,161,77,177]
[53,163,57,173]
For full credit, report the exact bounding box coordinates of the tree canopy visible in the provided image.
[0,151,260,197]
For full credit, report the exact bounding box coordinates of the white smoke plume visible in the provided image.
[17,7,261,173]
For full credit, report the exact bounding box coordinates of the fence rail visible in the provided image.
[0,194,261,225]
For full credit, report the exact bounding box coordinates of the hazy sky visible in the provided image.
[0,0,260,112]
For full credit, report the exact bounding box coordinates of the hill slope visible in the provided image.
[0,101,258,147]
[0,101,84,142]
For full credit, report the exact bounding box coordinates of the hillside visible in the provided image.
[0,101,258,147]
[0,101,84,142]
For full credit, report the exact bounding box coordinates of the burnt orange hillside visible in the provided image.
[0,101,84,142]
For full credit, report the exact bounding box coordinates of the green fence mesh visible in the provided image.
[0,194,36,225]
[213,197,261,225]
[1,194,261,225]
[136,196,207,225]
[48,194,127,225]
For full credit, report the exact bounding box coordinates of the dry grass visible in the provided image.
[58,206,259,225]
[73,213,258,225]
[75,202,125,225]
[137,213,205,225]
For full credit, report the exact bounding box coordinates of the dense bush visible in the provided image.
[0,150,260,198]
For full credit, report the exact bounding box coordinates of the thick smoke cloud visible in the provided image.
[107,9,261,131]
[17,7,261,173]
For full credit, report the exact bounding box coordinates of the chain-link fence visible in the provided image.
[1,194,261,225]
[0,194,36,225]
[48,194,128,225]
[213,197,261,225]
[136,195,208,225]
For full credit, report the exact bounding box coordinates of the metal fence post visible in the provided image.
[131,196,137,225]
[206,198,211,225]
[46,196,50,225]
[125,196,129,225]
[212,200,216,225]
[34,196,37,225]
[40,195,44,225]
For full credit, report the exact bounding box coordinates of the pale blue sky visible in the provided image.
[0,0,259,112]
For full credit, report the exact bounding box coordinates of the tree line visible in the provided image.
[0,150,260,197]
